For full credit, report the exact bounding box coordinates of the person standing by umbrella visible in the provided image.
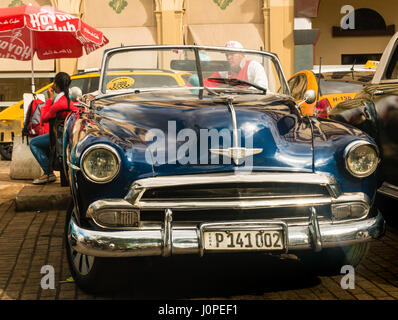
[29,72,79,185]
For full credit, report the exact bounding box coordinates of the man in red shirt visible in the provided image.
[29,72,79,185]
[205,40,269,90]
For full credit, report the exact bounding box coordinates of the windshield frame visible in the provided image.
[98,45,290,98]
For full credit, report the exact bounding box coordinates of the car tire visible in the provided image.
[0,143,12,161]
[297,243,370,276]
[64,200,124,294]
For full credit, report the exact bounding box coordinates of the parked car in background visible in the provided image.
[288,61,377,118]
[329,33,398,205]
[63,45,385,293]
[0,70,188,160]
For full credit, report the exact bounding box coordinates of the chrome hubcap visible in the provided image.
[67,209,95,276]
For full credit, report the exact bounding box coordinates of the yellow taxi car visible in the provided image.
[0,70,189,160]
[288,61,378,117]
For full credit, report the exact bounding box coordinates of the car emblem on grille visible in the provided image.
[210,97,262,166]
[210,147,263,165]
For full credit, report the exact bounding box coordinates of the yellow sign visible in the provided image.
[364,60,379,69]
[106,77,135,90]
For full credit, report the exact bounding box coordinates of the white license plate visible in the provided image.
[203,230,284,251]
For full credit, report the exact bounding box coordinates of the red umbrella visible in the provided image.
[0,4,109,92]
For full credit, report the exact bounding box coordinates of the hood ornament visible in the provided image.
[210,147,263,165]
[210,97,262,166]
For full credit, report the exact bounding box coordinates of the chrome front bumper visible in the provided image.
[68,211,385,258]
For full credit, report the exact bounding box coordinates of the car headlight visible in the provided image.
[81,144,121,183]
[344,141,379,178]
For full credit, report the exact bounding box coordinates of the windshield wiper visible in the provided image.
[207,77,267,94]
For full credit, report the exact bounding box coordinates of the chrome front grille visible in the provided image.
[140,182,330,202]
[140,205,332,222]
[121,172,344,221]
[87,173,371,229]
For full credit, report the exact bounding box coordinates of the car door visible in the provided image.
[371,38,398,189]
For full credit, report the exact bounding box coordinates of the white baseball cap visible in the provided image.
[69,86,83,102]
[225,40,243,49]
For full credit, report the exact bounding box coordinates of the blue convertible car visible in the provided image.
[63,45,385,293]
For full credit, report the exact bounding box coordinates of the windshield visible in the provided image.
[317,71,374,95]
[319,79,364,95]
[100,46,289,96]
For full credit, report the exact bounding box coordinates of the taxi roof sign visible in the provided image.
[364,60,379,69]
[106,77,135,90]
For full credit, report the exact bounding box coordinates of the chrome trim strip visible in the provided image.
[136,196,330,210]
[125,172,339,202]
[228,98,239,151]
[103,45,280,60]
[131,192,369,211]
[67,161,80,171]
[209,97,263,165]
[69,212,385,258]
[131,172,333,189]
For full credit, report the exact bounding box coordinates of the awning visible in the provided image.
[77,26,157,70]
[186,24,264,50]
[294,0,320,18]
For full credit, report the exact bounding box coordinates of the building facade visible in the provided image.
[1,0,395,109]
[0,0,295,109]
[312,0,396,66]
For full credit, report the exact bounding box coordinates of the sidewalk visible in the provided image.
[0,161,70,211]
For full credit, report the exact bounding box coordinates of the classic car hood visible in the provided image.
[92,94,314,175]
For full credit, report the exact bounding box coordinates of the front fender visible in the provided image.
[63,112,154,220]
[311,117,379,207]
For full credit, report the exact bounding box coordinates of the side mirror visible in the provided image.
[296,90,317,112]
[303,90,317,104]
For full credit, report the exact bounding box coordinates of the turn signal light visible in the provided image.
[331,203,369,220]
[95,210,140,228]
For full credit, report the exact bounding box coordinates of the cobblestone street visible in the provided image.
[0,195,397,300]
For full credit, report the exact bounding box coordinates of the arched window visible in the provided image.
[354,8,386,31]
[333,8,395,37]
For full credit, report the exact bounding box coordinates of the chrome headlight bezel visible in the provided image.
[80,144,121,184]
[344,141,379,178]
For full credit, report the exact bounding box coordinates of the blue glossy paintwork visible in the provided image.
[63,91,379,218]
